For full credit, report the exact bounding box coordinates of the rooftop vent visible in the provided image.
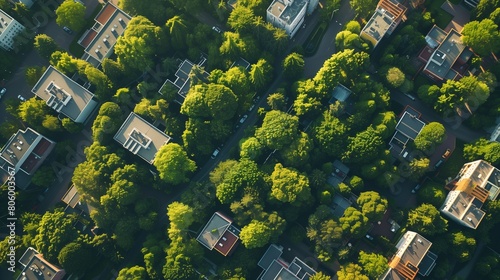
[417,239,422,244]
[95,49,99,53]
[118,17,123,22]
[111,28,115,32]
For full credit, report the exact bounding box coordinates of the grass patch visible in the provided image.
[436,140,466,181]
[425,0,454,29]
[303,22,328,57]
[69,3,103,57]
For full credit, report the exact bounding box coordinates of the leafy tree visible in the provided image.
[255,110,299,150]
[228,6,255,34]
[239,220,272,249]
[346,21,361,33]
[32,166,55,188]
[310,272,332,280]
[337,263,369,280]
[280,131,313,167]
[270,163,312,206]
[414,122,445,152]
[335,30,366,51]
[339,207,370,238]
[117,266,147,280]
[42,115,62,131]
[448,231,477,262]
[267,92,286,111]
[343,127,384,164]
[407,203,448,236]
[181,84,238,121]
[153,143,196,185]
[92,102,124,144]
[463,138,500,165]
[119,0,169,24]
[166,15,187,51]
[358,251,388,279]
[25,66,47,87]
[417,182,446,207]
[33,211,79,263]
[167,202,194,230]
[349,0,377,18]
[408,157,430,181]
[249,58,273,90]
[18,98,49,128]
[386,67,405,88]
[357,191,388,220]
[313,111,348,157]
[307,214,343,262]
[33,34,60,59]
[58,241,95,275]
[215,159,262,204]
[62,117,83,133]
[473,0,500,20]
[50,51,78,75]
[283,52,305,81]
[462,19,500,56]
[85,66,114,100]
[240,137,263,160]
[55,0,86,31]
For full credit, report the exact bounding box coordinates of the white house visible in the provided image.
[266,0,309,38]
[0,9,25,51]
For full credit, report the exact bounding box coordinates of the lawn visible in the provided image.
[436,139,466,181]
[425,0,454,29]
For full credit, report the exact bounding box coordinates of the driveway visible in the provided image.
[441,0,470,32]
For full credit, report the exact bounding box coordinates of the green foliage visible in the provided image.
[313,110,348,157]
[92,102,124,145]
[119,0,170,24]
[462,19,500,56]
[339,207,369,238]
[407,203,448,236]
[345,21,361,33]
[250,58,273,90]
[240,137,263,160]
[181,84,238,121]
[239,220,272,249]
[166,15,187,51]
[358,251,389,279]
[153,143,196,185]
[307,207,343,262]
[283,52,305,81]
[473,0,500,20]
[448,231,477,263]
[58,241,95,275]
[214,159,262,204]
[463,138,500,165]
[335,30,367,51]
[25,66,47,87]
[167,202,194,230]
[349,0,377,18]
[228,6,255,34]
[414,122,446,152]
[407,157,430,181]
[342,126,384,164]
[337,263,369,280]
[62,117,83,133]
[117,266,147,280]
[310,272,332,280]
[269,163,312,206]
[85,66,114,100]
[255,110,299,150]
[280,131,313,167]
[55,0,86,31]
[357,191,388,220]
[18,98,50,129]
[33,34,60,59]
[385,67,405,88]
[31,166,55,188]
[417,181,446,207]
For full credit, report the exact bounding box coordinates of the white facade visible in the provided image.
[0,10,25,51]
[266,0,308,38]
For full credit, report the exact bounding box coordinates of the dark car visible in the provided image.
[411,184,422,194]
[63,26,73,34]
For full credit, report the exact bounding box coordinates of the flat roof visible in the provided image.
[441,191,485,229]
[329,84,352,103]
[113,112,171,164]
[32,66,96,122]
[395,111,425,140]
[17,247,64,280]
[61,184,80,208]
[267,0,307,25]
[258,244,283,269]
[0,9,15,34]
[84,2,131,63]
[0,128,39,168]
[197,212,233,250]
[361,8,394,43]
[424,28,466,80]
[458,160,500,200]
[159,58,210,103]
[214,227,239,256]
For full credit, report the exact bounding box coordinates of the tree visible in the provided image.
[414,122,446,152]
[228,6,255,34]
[310,272,332,280]
[407,203,448,236]
[408,157,430,181]
[462,19,500,56]
[255,110,299,150]
[280,131,313,167]
[167,202,194,230]
[55,0,86,32]
[283,52,305,81]
[313,111,348,157]
[448,231,477,262]
[42,115,62,131]
[417,182,446,207]
[386,67,405,88]
[307,214,343,262]
[249,58,272,90]
[33,211,79,263]
[18,98,48,128]
[85,66,114,100]
[153,143,196,185]
[346,21,361,33]
[267,92,286,111]
[215,159,262,204]
[337,263,369,280]
[473,0,500,20]
[349,0,377,18]
[117,266,147,280]
[92,102,124,144]
[339,207,370,238]
[31,166,55,188]
[58,241,95,275]
[166,15,187,51]
[357,191,388,220]
[239,220,272,249]
[342,127,384,164]
[240,137,263,160]
[270,163,311,206]
[464,138,500,165]
[33,34,60,59]
[25,66,47,87]
[358,251,388,279]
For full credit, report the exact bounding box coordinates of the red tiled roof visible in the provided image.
[95,3,117,25]
[80,30,97,48]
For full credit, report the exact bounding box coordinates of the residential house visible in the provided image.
[381,231,438,279]
[418,25,473,82]
[329,84,355,115]
[0,128,55,190]
[266,0,309,38]
[17,247,65,280]
[78,2,131,66]
[360,0,407,48]
[389,107,426,157]
[196,212,240,256]
[441,160,500,229]
[32,66,98,124]
[257,244,318,280]
[114,112,172,164]
[0,9,25,51]
[61,184,95,215]
[158,57,209,104]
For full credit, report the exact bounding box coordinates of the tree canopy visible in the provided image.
[414,122,446,152]
[255,110,299,150]
[407,203,448,236]
[461,19,500,56]
[153,143,196,185]
[55,0,86,31]
[269,163,312,206]
[357,191,388,220]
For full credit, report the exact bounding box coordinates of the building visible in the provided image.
[381,231,438,279]
[114,112,172,164]
[418,26,473,82]
[0,9,25,51]
[78,2,131,66]
[389,107,426,156]
[329,84,355,115]
[441,160,500,229]
[266,0,309,38]
[196,212,240,256]
[17,247,66,280]
[61,184,95,215]
[0,128,55,190]
[257,244,318,280]
[360,0,407,48]
[158,58,209,104]
[32,66,98,123]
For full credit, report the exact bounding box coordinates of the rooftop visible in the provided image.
[441,190,485,229]
[113,112,172,164]
[258,244,318,280]
[159,58,209,104]
[267,0,308,25]
[0,9,15,34]
[196,212,240,256]
[80,2,131,63]
[329,84,353,103]
[360,0,407,47]
[32,66,96,123]
[389,109,425,155]
[17,247,65,280]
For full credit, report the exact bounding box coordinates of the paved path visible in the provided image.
[441,0,470,32]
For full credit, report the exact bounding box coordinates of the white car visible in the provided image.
[18,95,26,102]
[239,115,248,124]
[212,26,222,34]
[0,88,6,99]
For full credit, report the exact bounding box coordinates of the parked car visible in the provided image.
[442,149,451,159]
[248,104,255,112]
[239,114,248,124]
[411,184,422,194]
[365,234,374,241]
[435,159,444,168]
[211,148,220,159]
[212,26,222,34]
[0,87,6,99]
[18,95,26,102]
[62,26,73,34]
[404,93,416,101]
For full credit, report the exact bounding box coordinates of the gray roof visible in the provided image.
[267,0,308,25]
[113,112,172,164]
[0,9,15,34]
[395,111,426,140]
[441,191,485,229]
[159,58,209,104]
[32,66,97,123]
[329,84,352,104]
[17,247,65,280]
[258,244,318,280]
[196,212,233,250]
[258,244,283,270]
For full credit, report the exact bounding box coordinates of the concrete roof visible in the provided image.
[441,190,485,229]
[329,84,353,103]
[267,0,308,25]
[17,247,65,280]
[0,9,15,33]
[32,66,96,123]
[360,0,407,47]
[113,112,171,164]
[258,244,318,280]
[196,212,240,256]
